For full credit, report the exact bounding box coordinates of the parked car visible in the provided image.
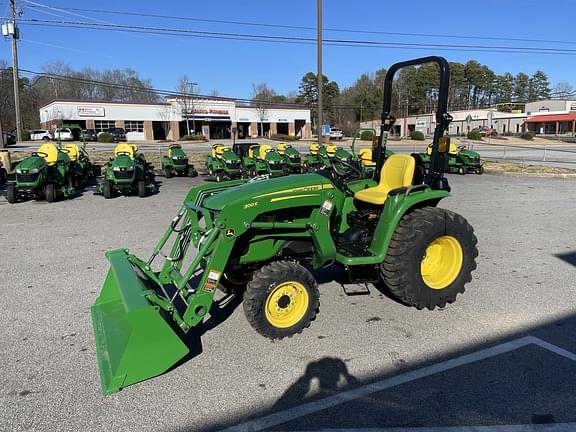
[29,129,53,141]
[106,127,127,142]
[2,132,16,146]
[475,126,497,137]
[83,129,98,142]
[329,128,344,140]
[55,127,75,141]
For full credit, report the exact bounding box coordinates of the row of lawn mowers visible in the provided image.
[3,125,199,203]
[204,133,395,182]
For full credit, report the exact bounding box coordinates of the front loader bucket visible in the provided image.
[91,249,189,395]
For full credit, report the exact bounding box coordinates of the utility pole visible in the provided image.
[9,0,22,142]
[316,0,323,146]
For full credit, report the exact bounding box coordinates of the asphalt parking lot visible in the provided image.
[1,173,576,432]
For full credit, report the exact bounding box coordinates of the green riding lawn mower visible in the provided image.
[96,143,155,198]
[241,144,286,177]
[277,143,303,174]
[420,142,484,175]
[160,144,198,178]
[205,144,243,182]
[7,142,77,203]
[303,142,324,172]
[351,128,395,177]
[91,56,479,395]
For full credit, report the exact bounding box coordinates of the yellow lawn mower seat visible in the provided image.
[216,146,231,159]
[354,154,415,205]
[326,144,338,157]
[63,144,80,162]
[37,143,59,166]
[115,143,136,159]
[211,144,224,158]
[277,143,288,155]
[259,145,272,159]
[309,143,319,155]
[358,148,376,167]
[248,145,260,158]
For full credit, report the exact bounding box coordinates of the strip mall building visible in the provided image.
[39,97,312,141]
[360,100,576,137]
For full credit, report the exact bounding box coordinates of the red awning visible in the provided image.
[526,113,576,123]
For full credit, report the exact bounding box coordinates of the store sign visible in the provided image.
[77,106,105,117]
[416,120,427,127]
[192,108,229,115]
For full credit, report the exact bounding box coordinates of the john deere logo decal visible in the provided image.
[225,228,235,238]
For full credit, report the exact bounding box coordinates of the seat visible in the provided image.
[211,144,224,158]
[168,144,182,158]
[37,143,59,166]
[358,148,376,167]
[309,143,319,155]
[216,146,231,159]
[354,154,416,205]
[63,144,80,162]
[115,143,135,159]
[248,145,260,158]
[259,145,272,159]
[326,144,338,157]
[277,143,287,155]
[448,143,458,155]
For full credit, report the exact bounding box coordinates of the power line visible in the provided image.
[24,4,576,47]
[13,18,576,56]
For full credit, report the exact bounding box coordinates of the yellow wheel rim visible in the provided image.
[265,281,309,328]
[420,235,463,290]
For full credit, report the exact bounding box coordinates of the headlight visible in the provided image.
[113,166,134,171]
[15,168,21,174]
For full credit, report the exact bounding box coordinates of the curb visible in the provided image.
[483,169,576,179]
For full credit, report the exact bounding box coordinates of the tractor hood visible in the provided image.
[202,173,333,211]
[221,151,240,162]
[265,151,284,162]
[111,154,135,169]
[17,154,47,172]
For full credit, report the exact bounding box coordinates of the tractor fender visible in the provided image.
[369,188,449,260]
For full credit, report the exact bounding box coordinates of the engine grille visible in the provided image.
[114,170,134,179]
[16,173,39,183]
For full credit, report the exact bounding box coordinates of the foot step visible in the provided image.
[341,282,371,296]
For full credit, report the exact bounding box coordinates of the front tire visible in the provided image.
[6,184,17,203]
[45,183,56,202]
[380,207,477,310]
[165,168,173,178]
[137,180,147,197]
[103,180,113,199]
[243,261,319,339]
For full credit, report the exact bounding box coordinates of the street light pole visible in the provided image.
[317,0,323,146]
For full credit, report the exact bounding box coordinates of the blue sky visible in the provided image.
[2,0,576,99]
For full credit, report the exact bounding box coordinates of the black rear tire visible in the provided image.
[6,184,17,204]
[243,261,319,339]
[380,207,477,310]
[188,166,198,177]
[45,184,56,202]
[165,168,173,178]
[137,180,147,197]
[477,165,484,175]
[103,180,113,199]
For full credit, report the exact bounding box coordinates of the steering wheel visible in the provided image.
[329,157,362,179]
[34,151,48,158]
[116,151,133,157]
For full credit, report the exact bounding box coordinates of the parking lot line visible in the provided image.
[275,424,576,432]
[223,337,576,432]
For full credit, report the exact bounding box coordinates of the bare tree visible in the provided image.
[552,82,575,99]
[176,75,194,135]
[252,83,275,137]
[157,106,173,140]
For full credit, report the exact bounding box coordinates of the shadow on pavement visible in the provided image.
[556,251,576,267]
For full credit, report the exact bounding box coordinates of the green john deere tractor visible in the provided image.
[7,142,76,203]
[205,144,243,182]
[302,142,325,172]
[97,143,155,198]
[161,144,198,178]
[277,143,302,174]
[243,144,286,177]
[91,56,479,395]
[420,142,483,175]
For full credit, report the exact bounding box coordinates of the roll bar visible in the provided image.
[374,56,452,190]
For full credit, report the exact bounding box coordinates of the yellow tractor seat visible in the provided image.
[216,146,231,158]
[358,148,376,167]
[211,144,224,158]
[115,143,135,159]
[259,145,272,159]
[37,143,59,166]
[63,144,80,162]
[354,154,416,205]
[448,142,458,155]
[277,143,287,155]
[326,144,338,157]
[309,143,319,155]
